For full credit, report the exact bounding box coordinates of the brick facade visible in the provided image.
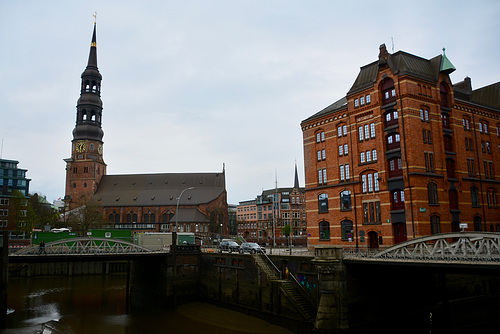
[301,44,500,249]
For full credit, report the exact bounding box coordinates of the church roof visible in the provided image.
[172,208,210,223]
[93,172,226,207]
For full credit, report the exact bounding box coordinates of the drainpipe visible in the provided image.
[348,112,359,250]
[471,113,487,230]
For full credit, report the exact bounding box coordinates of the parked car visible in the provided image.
[219,239,240,253]
[240,242,265,254]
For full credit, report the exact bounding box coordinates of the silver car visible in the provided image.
[239,242,265,254]
[219,240,240,253]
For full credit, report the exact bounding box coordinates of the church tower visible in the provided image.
[64,22,107,210]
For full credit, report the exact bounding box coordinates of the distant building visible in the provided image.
[228,204,237,235]
[237,165,306,246]
[0,158,31,236]
[63,23,228,235]
[301,44,500,249]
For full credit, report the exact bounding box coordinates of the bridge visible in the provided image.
[343,232,500,267]
[3,232,500,332]
[12,237,155,256]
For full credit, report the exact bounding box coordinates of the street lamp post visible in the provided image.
[173,187,194,250]
[172,186,193,309]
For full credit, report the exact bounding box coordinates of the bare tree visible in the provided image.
[66,196,103,235]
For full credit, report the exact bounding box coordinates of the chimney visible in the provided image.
[464,77,472,92]
[378,43,388,67]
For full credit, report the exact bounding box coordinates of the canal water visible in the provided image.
[2,275,292,334]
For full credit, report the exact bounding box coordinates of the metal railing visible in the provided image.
[11,238,154,256]
[344,232,500,264]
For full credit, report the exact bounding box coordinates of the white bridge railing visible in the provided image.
[12,238,155,255]
[344,232,500,264]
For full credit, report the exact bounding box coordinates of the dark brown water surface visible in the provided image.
[2,275,292,334]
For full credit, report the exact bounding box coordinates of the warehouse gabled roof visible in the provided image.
[301,96,347,124]
[348,45,445,96]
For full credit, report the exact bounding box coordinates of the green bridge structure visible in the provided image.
[2,232,500,333]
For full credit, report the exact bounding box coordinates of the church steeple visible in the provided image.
[72,22,104,143]
[294,162,300,189]
[64,21,107,210]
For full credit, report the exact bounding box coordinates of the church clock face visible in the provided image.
[75,141,86,153]
[98,144,103,155]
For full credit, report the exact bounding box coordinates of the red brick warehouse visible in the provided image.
[301,44,500,249]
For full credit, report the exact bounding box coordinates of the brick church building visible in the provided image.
[63,23,228,235]
[301,44,499,249]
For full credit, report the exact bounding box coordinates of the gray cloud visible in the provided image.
[1,0,499,204]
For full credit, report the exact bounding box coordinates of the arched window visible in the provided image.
[316,130,326,143]
[428,183,438,205]
[440,82,449,108]
[126,211,138,223]
[381,78,396,105]
[431,215,441,234]
[463,117,471,131]
[471,186,479,207]
[449,189,459,210]
[361,172,379,193]
[84,80,90,92]
[109,211,119,223]
[341,220,353,240]
[319,221,330,240]
[340,190,351,211]
[318,193,328,213]
[163,210,173,222]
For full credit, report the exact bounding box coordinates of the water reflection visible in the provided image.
[3,275,292,334]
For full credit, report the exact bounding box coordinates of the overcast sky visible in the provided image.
[1,1,499,205]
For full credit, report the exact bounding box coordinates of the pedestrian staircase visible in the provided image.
[252,253,317,323]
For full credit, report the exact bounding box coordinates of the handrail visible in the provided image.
[261,250,282,279]
[12,237,154,255]
[343,232,500,264]
[288,271,317,307]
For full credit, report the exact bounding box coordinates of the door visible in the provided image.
[368,231,379,249]
[393,223,407,244]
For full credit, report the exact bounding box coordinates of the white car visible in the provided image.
[51,228,71,233]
